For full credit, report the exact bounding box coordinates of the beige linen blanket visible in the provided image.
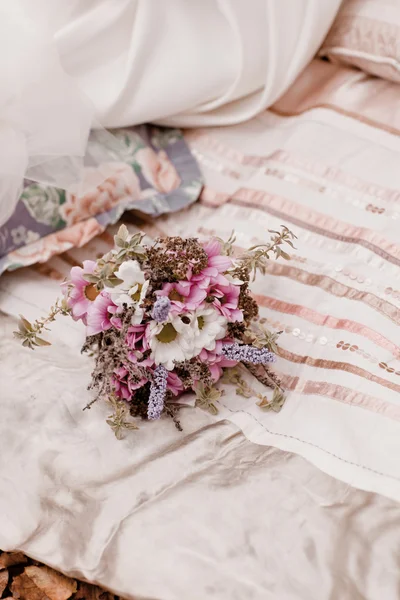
[1,59,400,598]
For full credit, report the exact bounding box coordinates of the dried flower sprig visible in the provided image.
[223,367,256,399]
[256,386,286,412]
[243,323,282,354]
[194,383,224,415]
[223,362,286,413]
[106,394,139,439]
[215,230,236,256]
[235,225,297,280]
[14,298,71,349]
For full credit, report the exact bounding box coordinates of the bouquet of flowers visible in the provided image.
[15,224,296,438]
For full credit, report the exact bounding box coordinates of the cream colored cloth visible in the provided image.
[56,0,342,127]
[1,313,400,600]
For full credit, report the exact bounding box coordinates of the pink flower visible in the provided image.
[86,292,117,335]
[156,281,207,312]
[112,365,148,401]
[167,371,184,396]
[111,377,131,401]
[199,341,237,382]
[125,325,154,367]
[203,239,233,275]
[136,148,181,193]
[62,260,99,323]
[191,239,233,288]
[212,282,243,322]
[126,324,147,349]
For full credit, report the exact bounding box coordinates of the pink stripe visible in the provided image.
[185,130,258,166]
[279,347,400,394]
[281,374,400,421]
[272,58,400,137]
[199,187,230,206]
[265,261,400,326]
[254,294,400,359]
[186,131,400,204]
[270,150,400,204]
[232,189,400,266]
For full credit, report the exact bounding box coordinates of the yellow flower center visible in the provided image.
[197,316,205,330]
[156,323,178,343]
[131,283,142,302]
[84,284,100,301]
[169,289,184,302]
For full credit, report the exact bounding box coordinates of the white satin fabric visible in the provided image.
[56,0,342,127]
[0,1,341,226]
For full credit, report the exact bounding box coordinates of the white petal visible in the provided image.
[114,293,134,307]
[116,260,145,287]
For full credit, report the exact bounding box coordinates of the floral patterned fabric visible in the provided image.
[0,125,202,274]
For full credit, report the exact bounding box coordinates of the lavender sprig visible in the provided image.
[148,364,168,420]
[151,297,171,322]
[221,342,276,365]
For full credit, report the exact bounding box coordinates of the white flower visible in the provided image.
[104,259,148,324]
[148,313,196,370]
[192,306,227,354]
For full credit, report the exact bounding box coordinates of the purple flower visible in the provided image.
[148,364,168,420]
[221,343,276,365]
[151,296,171,323]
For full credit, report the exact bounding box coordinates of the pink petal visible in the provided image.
[188,285,207,303]
[198,266,218,277]
[156,283,173,297]
[120,385,132,400]
[175,281,191,296]
[129,378,147,392]
[230,309,244,322]
[209,364,223,382]
[202,239,221,258]
[70,299,89,318]
[208,255,232,272]
[114,367,128,378]
[110,316,122,329]
[82,260,96,273]
[70,266,84,282]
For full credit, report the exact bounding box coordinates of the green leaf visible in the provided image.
[114,236,129,249]
[116,249,128,260]
[129,232,144,246]
[104,277,124,288]
[125,422,139,430]
[280,250,291,260]
[132,245,146,255]
[82,273,99,284]
[101,263,114,277]
[35,337,51,347]
[18,315,32,332]
[116,224,129,242]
